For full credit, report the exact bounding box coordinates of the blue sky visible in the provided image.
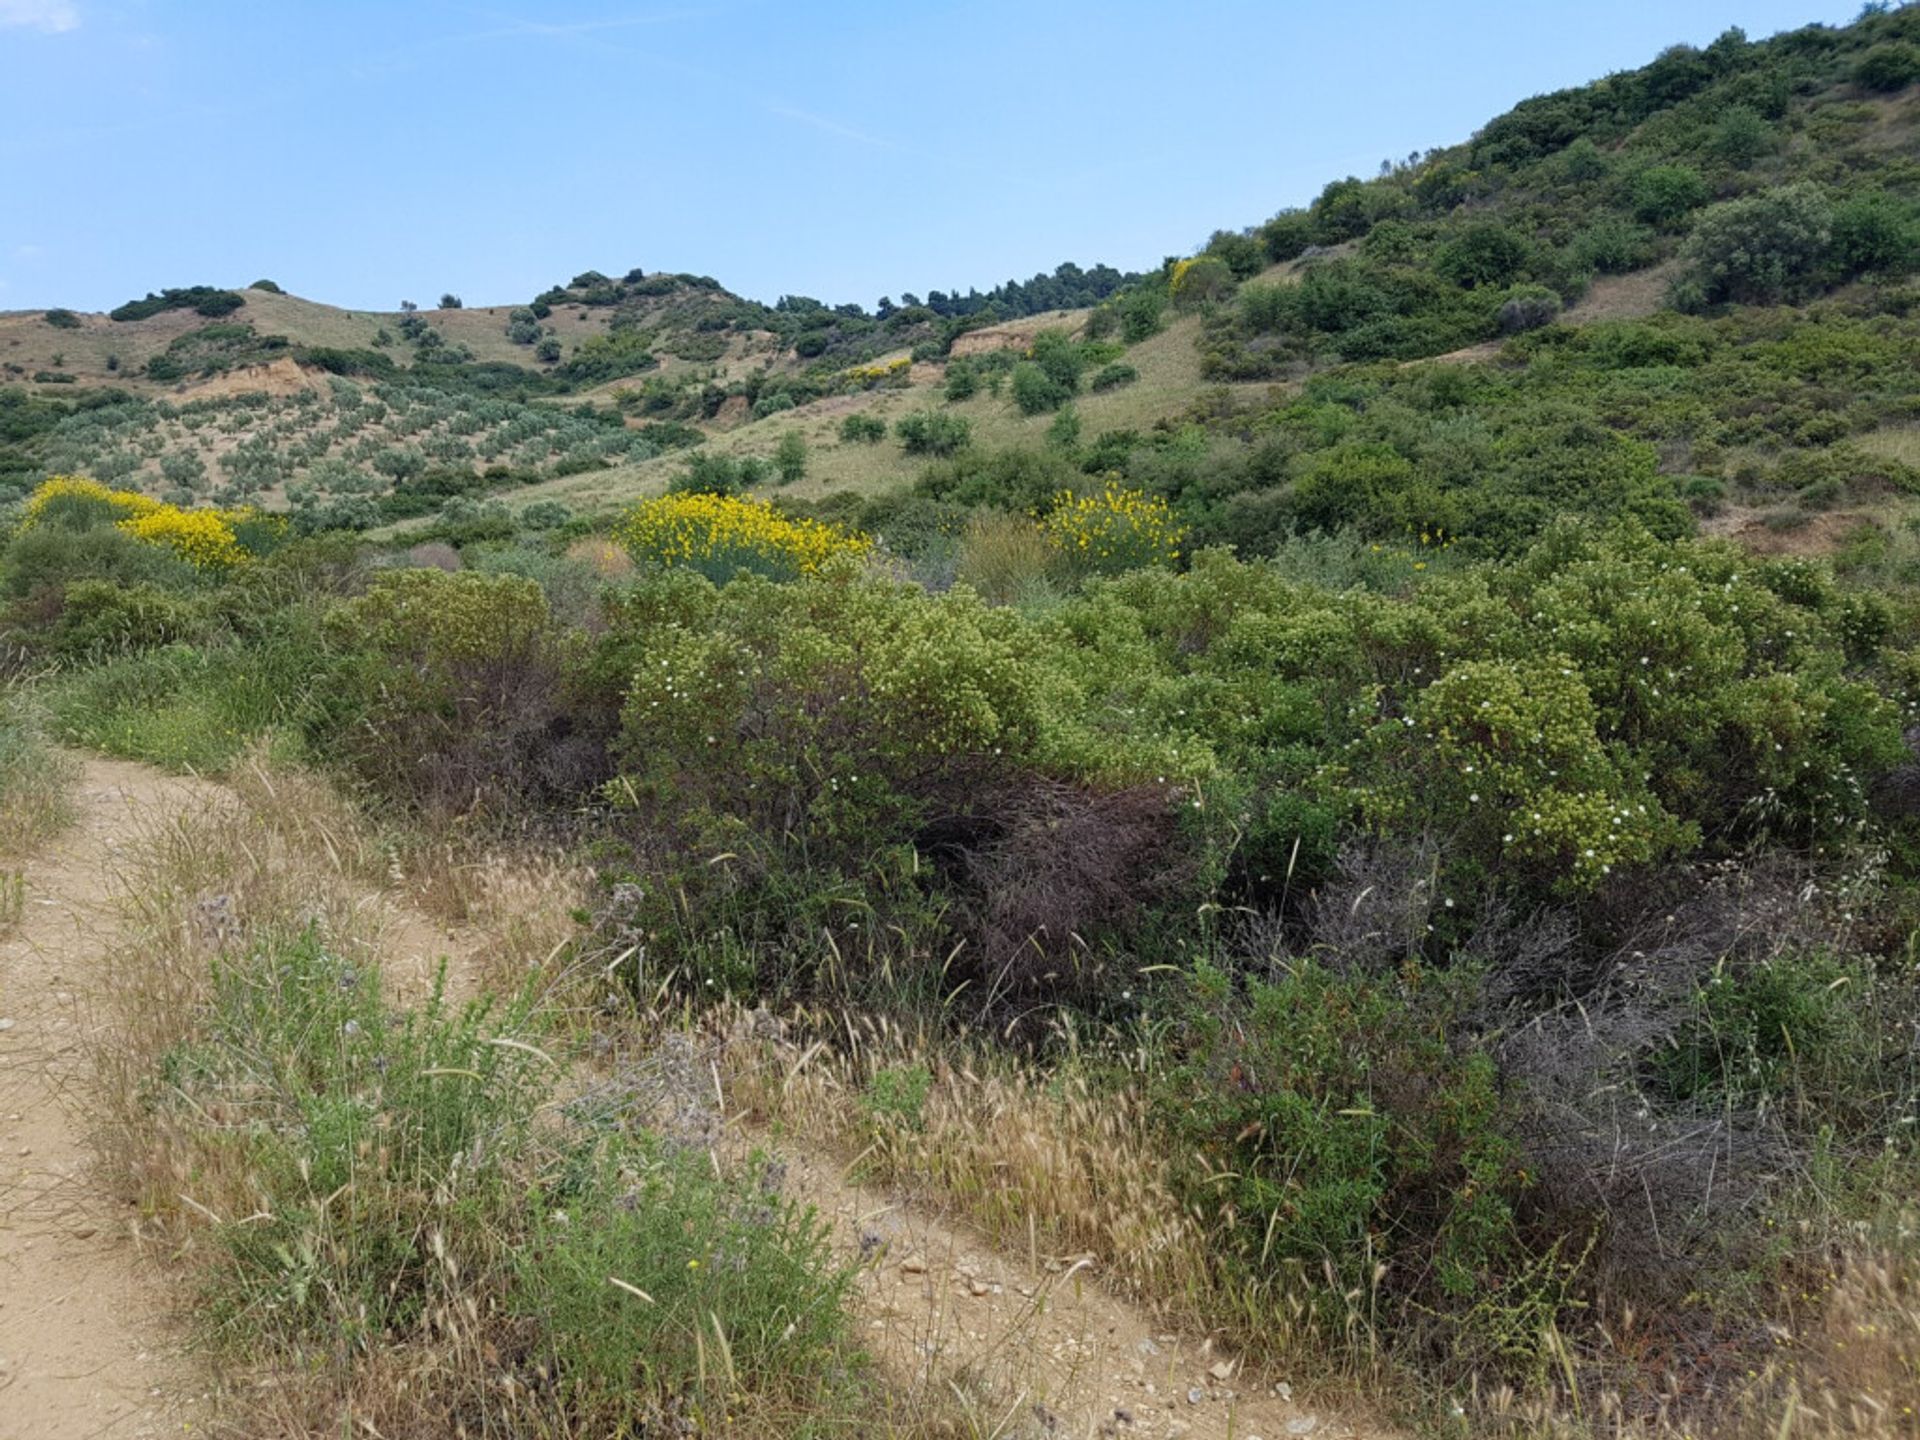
[0,0,1866,313]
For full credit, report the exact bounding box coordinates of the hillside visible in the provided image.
[8,9,1920,1440]
[6,13,1920,560]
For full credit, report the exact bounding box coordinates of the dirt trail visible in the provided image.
[774,1143,1377,1440]
[0,757,213,1440]
[1,754,1385,1438]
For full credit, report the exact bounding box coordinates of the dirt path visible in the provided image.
[1,754,1384,1438]
[775,1143,1375,1440]
[0,757,213,1440]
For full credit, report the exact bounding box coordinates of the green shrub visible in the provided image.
[773,431,807,485]
[606,568,1055,999]
[1656,949,1879,1110]
[1709,104,1775,165]
[838,412,887,444]
[1088,361,1139,391]
[943,359,979,402]
[863,1063,934,1131]
[1631,164,1709,228]
[1157,960,1536,1358]
[108,287,245,323]
[1118,288,1166,343]
[1171,255,1236,309]
[315,569,601,814]
[43,579,211,661]
[914,443,1080,512]
[894,409,972,456]
[1009,361,1069,415]
[1259,209,1315,262]
[42,308,81,330]
[2,521,199,602]
[1830,192,1919,278]
[1854,41,1920,92]
[1434,222,1530,288]
[669,451,756,496]
[177,932,543,1350]
[1497,284,1560,333]
[1680,183,1834,305]
[516,1145,854,1420]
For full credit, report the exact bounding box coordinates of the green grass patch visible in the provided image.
[46,618,322,772]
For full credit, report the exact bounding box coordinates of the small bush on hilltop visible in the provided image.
[838,412,887,444]
[894,409,972,455]
[108,286,245,322]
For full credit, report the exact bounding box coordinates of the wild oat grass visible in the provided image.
[0,683,78,854]
[730,1012,1222,1323]
[953,510,1056,606]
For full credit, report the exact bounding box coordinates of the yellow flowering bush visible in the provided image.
[1039,482,1185,577]
[843,357,912,390]
[613,492,869,583]
[119,506,250,571]
[20,476,257,571]
[20,475,161,529]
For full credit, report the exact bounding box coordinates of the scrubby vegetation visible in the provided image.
[10,7,1920,1437]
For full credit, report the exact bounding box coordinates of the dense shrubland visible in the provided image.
[8,8,1920,1435]
[9,443,1920,1430]
[1122,7,1920,378]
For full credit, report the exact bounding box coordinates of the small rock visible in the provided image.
[0,1018,14,1032]
[1208,1360,1235,1381]
[1287,1420,1317,1436]
[1186,1386,1206,1406]
[72,1225,97,1240]
[899,1254,928,1275]
[1166,1425,1190,1439]
[1136,1337,1160,1357]
[1275,1382,1292,1401]
[968,1279,990,1296]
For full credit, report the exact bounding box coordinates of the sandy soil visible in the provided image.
[0,758,213,1440]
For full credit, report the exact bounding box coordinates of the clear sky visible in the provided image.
[0,0,1867,313]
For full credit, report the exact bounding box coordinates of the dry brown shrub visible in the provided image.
[565,535,636,578]
[954,778,1184,1008]
[404,540,463,571]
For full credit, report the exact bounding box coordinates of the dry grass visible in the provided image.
[953,510,1055,605]
[727,1005,1920,1440]
[1561,261,1683,325]
[731,1014,1223,1331]
[1854,426,1920,469]
[0,695,78,856]
[1469,1226,1920,1440]
[80,754,990,1437]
